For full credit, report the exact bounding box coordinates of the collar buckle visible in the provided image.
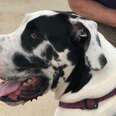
[84,99,98,110]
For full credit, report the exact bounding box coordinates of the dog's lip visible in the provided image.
[0,96,26,106]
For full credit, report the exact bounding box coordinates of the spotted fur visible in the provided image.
[0,10,112,116]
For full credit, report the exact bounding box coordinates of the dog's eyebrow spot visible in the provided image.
[41,45,54,60]
[29,56,49,69]
[41,45,59,60]
[13,53,32,68]
[21,22,45,52]
[13,52,49,71]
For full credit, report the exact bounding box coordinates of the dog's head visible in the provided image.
[0,10,107,105]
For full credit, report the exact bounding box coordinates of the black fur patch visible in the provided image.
[65,21,92,93]
[13,53,32,69]
[65,65,91,93]
[21,22,45,52]
[65,47,91,93]
[51,65,67,89]
[29,56,49,69]
[13,53,49,71]
[21,14,73,52]
[41,45,59,61]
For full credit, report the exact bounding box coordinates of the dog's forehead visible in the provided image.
[22,10,58,24]
[22,10,98,34]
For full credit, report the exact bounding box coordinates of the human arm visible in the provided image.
[68,0,116,27]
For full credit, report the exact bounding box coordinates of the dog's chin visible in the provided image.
[0,76,49,106]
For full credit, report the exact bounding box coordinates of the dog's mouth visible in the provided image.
[0,77,49,105]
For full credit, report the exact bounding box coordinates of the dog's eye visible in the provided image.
[31,33,38,39]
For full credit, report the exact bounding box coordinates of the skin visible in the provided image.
[68,0,116,27]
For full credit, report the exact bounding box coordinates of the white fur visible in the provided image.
[55,32,116,116]
[12,10,116,116]
[0,10,115,116]
[69,17,105,70]
[53,49,75,99]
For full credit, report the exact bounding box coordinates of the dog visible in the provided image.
[0,10,115,116]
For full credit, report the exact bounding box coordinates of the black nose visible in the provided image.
[99,54,107,69]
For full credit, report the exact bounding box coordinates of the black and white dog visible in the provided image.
[0,10,116,116]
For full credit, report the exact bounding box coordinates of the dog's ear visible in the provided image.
[58,12,90,50]
[58,12,107,70]
[69,19,107,70]
[70,22,90,51]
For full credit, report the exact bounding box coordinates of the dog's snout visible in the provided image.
[99,54,107,69]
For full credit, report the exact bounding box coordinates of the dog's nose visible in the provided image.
[99,54,107,69]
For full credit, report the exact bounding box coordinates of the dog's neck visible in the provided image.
[54,32,116,103]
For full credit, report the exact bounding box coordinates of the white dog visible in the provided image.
[0,10,115,116]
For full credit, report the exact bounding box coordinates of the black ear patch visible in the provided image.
[70,22,91,51]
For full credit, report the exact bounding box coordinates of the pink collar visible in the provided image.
[59,88,116,110]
